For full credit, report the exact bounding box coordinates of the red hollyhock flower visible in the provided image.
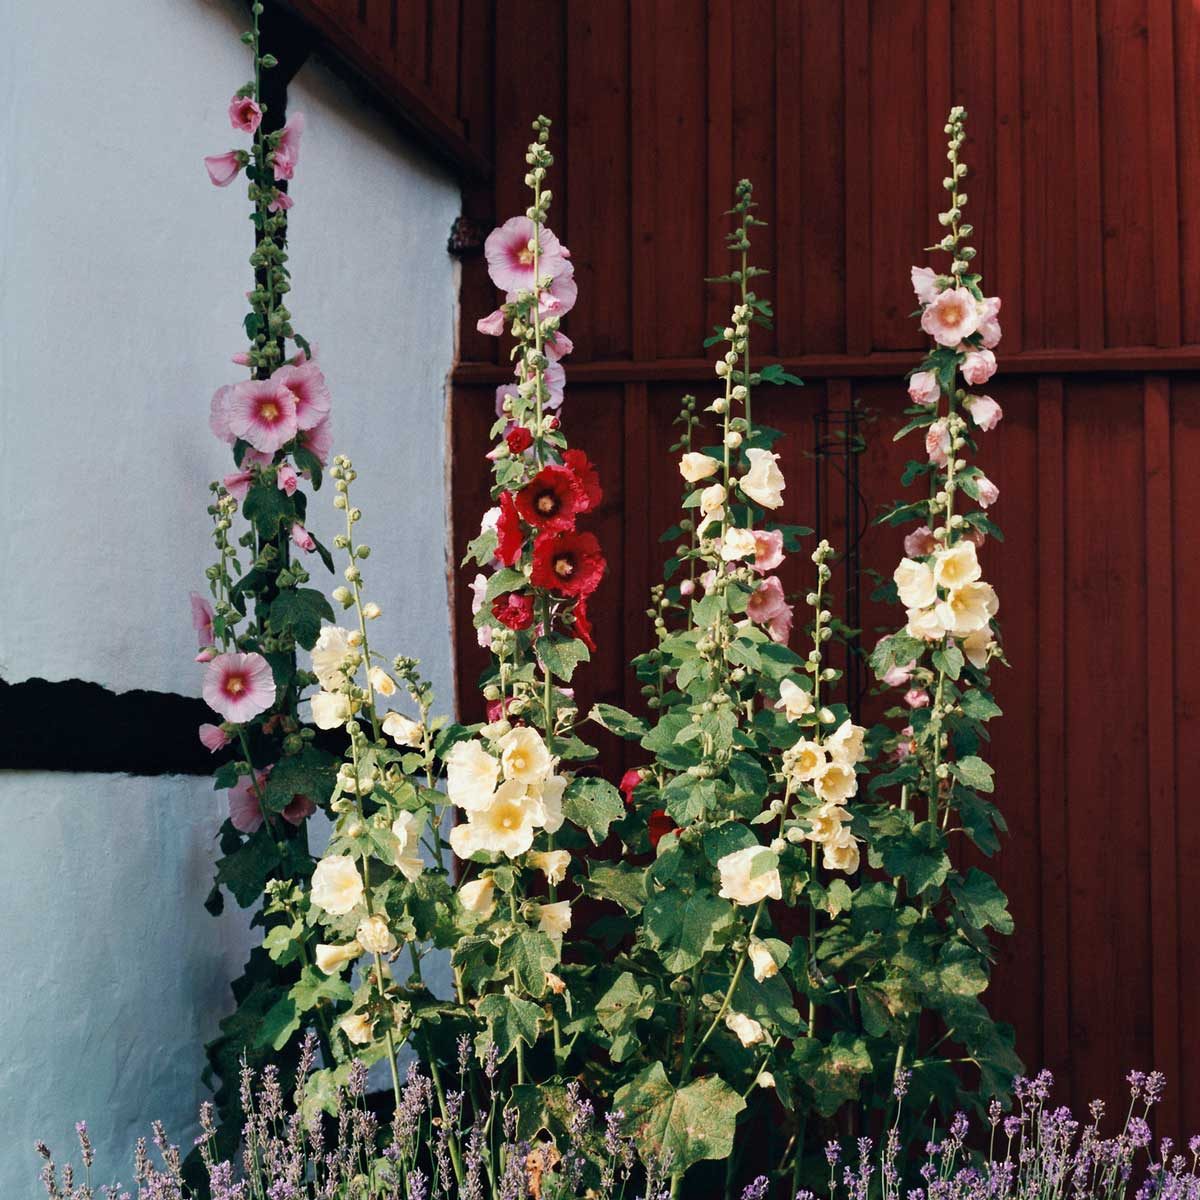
[492,591,535,630]
[648,809,675,849]
[563,448,602,511]
[573,597,597,652]
[506,426,533,455]
[530,530,605,597]
[515,465,586,531]
[495,491,523,566]
[619,768,643,806]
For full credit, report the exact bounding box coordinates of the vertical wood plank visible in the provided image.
[1147,0,1182,347]
[427,0,461,114]
[705,0,735,339]
[993,0,1023,353]
[629,0,657,361]
[843,0,870,354]
[621,382,651,732]
[1175,3,1200,343]
[1071,0,1104,349]
[1143,375,1180,1134]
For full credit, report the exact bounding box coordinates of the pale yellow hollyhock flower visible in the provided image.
[894,558,937,609]
[679,451,720,483]
[822,826,861,873]
[720,527,758,561]
[946,581,999,635]
[537,774,567,834]
[717,846,782,906]
[748,937,778,982]
[311,855,364,916]
[537,900,572,936]
[368,666,397,697]
[310,691,351,730]
[458,876,496,916]
[311,625,354,691]
[962,626,993,669]
[356,915,396,955]
[315,940,362,973]
[756,1071,777,1089]
[827,719,867,766]
[497,726,553,786]
[382,711,423,748]
[933,541,982,590]
[813,760,858,805]
[449,780,541,858]
[806,801,851,844]
[775,678,814,722]
[529,849,571,886]
[906,601,955,641]
[391,811,425,882]
[786,738,826,783]
[445,740,500,811]
[725,1011,766,1046]
[740,448,786,509]
[338,1011,374,1046]
[697,483,727,534]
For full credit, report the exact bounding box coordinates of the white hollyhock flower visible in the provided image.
[538,774,567,834]
[933,542,981,590]
[382,711,423,748]
[906,601,955,641]
[775,678,815,722]
[445,740,500,811]
[529,849,571,886]
[739,448,786,509]
[697,483,727,534]
[537,900,572,936]
[391,811,425,882]
[449,780,541,858]
[315,940,362,973]
[946,581,999,635]
[962,626,993,669]
[458,876,496,916]
[822,826,861,873]
[311,625,354,691]
[356,915,396,955]
[894,558,937,609]
[338,1011,374,1046]
[720,527,758,561]
[310,690,351,730]
[679,451,720,483]
[813,760,858,805]
[748,938,778,982]
[368,666,397,697]
[807,801,852,844]
[785,737,826,783]
[717,846,782,906]
[725,1011,765,1046]
[498,726,553,786]
[827,720,867,765]
[311,855,364,916]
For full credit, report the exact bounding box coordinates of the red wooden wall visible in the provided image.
[287,0,1200,1132]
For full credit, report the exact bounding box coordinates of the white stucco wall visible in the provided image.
[0,0,459,1189]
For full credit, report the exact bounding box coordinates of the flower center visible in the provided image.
[260,400,279,422]
[225,675,245,696]
[535,490,558,515]
[517,245,535,266]
[553,554,575,579]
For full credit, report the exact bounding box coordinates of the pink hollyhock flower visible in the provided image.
[190,592,215,647]
[228,94,262,133]
[520,260,577,318]
[619,768,643,806]
[544,329,574,362]
[271,361,330,431]
[276,463,299,495]
[911,265,941,305]
[962,348,997,385]
[484,216,567,292]
[882,659,916,688]
[291,523,316,552]
[920,287,981,347]
[477,308,506,336]
[272,112,305,181]
[964,527,987,548]
[223,468,254,502]
[679,579,695,597]
[203,651,275,722]
[966,394,1003,431]
[978,296,1002,348]
[198,723,230,752]
[204,151,244,187]
[767,605,794,645]
[746,576,794,644]
[976,473,1000,509]
[228,767,315,834]
[209,385,237,444]
[904,525,938,558]
[904,688,931,709]
[227,379,299,453]
[752,529,785,574]
[542,360,566,410]
[298,416,332,467]
[907,370,940,406]
[268,190,294,214]
[925,419,951,467]
[495,382,519,417]
[231,351,252,366]
[195,647,217,663]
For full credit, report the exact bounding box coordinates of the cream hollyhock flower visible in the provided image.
[382,711,423,748]
[311,625,354,691]
[529,849,571,886]
[739,448,785,509]
[537,900,572,936]
[498,726,553,786]
[459,876,496,916]
[445,739,500,811]
[679,451,720,483]
[725,1011,765,1047]
[311,855,364,916]
[697,483,727,534]
[391,811,425,882]
[450,780,541,858]
[906,601,955,641]
[963,626,993,669]
[775,678,814,722]
[806,801,851,843]
[946,581,999,635]
[756,1072,777,1090]
[822,826,861,873]
[933,541,981,590]
[720,527,758,561]
[356,915,396,955]
[827,720,867,765]
[538,774,567,834]
[310,690,351,730]
[315,940,362,973]
[748,937,778,982]
[338,1011,374,1046]
[368,666,397,697]
[813,760,857,805]
[786,738,826,783]
[717,846,782,906]
[894,558,937,608]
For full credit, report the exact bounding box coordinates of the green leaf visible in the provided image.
[879,819,951,896]
[256,993,301,1051]
[870,633,925,680]
[262,746,337,813]
[950,755,995,793]
[792,1033,873,1117]
[268,587,334,650]
[452,935,500,993]
[290,963,352,1015]
[536,636,590,682]
[642,887,734,972]
[950,867,1014,934]
[932,646,964,680]
[590,702,649,740]
[243,479,291,535]
[497,930,558,997]
[595,971,657,1059]
[484,567,526,601]
[477,990,542,1062]
[215,825,281,908]
[562,776,624,844]
[614,1063,745,1173]
[582,863,647,914]
[262,920,306,966]
[961,689,1002,720]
